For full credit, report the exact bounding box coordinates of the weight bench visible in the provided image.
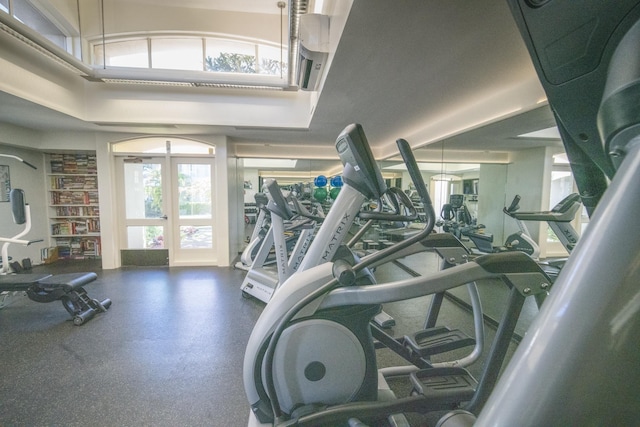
[0,272,111,325]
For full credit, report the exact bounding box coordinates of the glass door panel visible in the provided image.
[124,162,164,219]
[171,158,216,265]
[127,225,165,249]
[116,157,170,266]
[116,155,216,266]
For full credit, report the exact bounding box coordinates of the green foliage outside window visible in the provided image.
[205,53,285,75]
[206,53,256,73]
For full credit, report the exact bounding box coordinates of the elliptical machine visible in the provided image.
[243,125,552,426]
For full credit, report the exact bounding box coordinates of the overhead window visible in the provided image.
[112,138,215,155]
[205,38,257,74]
[1,2,292,87]
[91,34,287,77]
[94,39,149,68]
[4,0,68,51]
[152,38,204,71]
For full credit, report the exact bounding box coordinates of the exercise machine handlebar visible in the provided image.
[0,237,44,245]
[0,154,37,170]
[359,187,418,221]
[504,195,521,215]
[265,180,295,221]
[504,193,582,222]
[397,138,435,230]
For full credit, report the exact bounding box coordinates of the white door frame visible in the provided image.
[169,156,217,266]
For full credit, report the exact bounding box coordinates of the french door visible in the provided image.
[116,156,216,266]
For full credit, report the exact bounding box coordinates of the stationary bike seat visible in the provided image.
[37,272,98,292]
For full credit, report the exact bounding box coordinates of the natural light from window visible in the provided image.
[93,35,287,77]
[1,2,290,86]
[113,138,215,155]
[2,0,71,53]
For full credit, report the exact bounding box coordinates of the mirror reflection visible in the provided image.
[240,146,587,261]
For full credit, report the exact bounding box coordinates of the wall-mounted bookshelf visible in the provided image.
[47,153,101,260]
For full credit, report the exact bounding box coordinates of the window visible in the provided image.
[258,44,287,76]
[152,38,203,71]
[113,138,215,155]
[94,39,149,68]
[6,0,68,51]
[205,38,257,73]
[91,34,287,77]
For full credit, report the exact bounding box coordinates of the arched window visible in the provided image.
[92,34,287,77]
[112,137,215,155]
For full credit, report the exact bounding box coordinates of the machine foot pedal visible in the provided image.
[404,326,475,357]
[410,367,477,404]
[374,310,396,328]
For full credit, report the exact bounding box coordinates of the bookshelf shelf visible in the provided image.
[47,153,101,260]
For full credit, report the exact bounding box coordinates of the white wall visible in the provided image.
[229,157,245,260]
[504,147,550,244]
[243,168,259,203]
[209,134,233,266]
[477,164,508,244]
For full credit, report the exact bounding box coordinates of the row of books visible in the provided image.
[53,206,100,217]
[50,175,97,190]
[51,219,100,236]
[50,191,99,205]
[50,154,97,174]
[55,237,101,258]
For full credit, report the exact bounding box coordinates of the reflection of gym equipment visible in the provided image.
[504,193,581,253]
[465,194,581,257]
[243,125,548,426]
[312,174,343,202]
[464,195,539,257]
[240,180,317,303]
[443,2,640,425]
[0,189,111,325]
[236,193,273,271]
[439,194,475,239]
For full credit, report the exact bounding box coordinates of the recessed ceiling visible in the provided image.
[0,0,562,167]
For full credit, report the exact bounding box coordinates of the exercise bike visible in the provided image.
[0,185,111,326]
[465,194,581,258]
[243,125,552,426]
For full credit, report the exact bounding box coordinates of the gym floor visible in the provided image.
[0,251,533,426]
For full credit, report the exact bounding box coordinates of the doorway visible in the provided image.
[115,153,216,267]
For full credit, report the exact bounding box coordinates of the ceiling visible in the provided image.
[0,0,563,175]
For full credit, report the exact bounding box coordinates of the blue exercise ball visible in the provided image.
[330,175,343,187]
[314,175,328,187]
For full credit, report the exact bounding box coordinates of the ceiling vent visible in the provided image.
[297,14,329,91]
